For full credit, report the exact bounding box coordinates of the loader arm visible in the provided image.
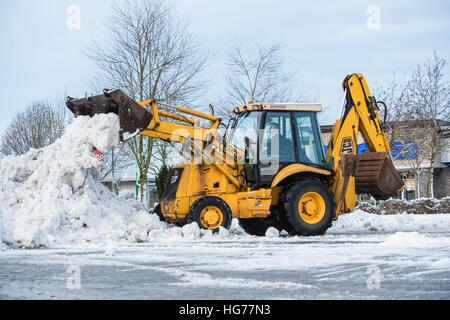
[326,73,404,217]
[66,90,245,190]
[137,99,244,189]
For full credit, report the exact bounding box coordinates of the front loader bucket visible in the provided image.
[66,89,152,142]
[354,152,404,200]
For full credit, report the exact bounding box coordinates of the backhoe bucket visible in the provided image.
[66,89,152,142]
[354,152,404,200]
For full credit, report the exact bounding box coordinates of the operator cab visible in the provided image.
[228,103,326,186]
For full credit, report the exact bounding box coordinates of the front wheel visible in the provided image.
[281,179,335,236]
[188,197,232,232]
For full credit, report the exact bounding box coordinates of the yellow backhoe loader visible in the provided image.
[66,73,404,236]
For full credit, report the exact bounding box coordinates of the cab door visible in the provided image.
[230,111,262,184]
[292,111,325,166]
[258,111,296,184]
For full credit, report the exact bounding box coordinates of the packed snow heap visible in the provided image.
[357,197,450,215]
[0,114,164,248]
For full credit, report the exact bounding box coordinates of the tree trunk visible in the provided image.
[139,174,146,204]
[427,133,437,198]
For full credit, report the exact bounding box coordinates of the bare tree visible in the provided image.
[376,53,450,198]
[88,0,208,202]
[395,120,433,197]
[100,142,134,193]
[215,43,306,121]
[373,79,426,197]
[373,74,408,148]
[1,99,67,156]
[148,138,172,177]
[401,52,450,197]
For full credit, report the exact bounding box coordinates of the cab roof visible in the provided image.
[232,103,323,114]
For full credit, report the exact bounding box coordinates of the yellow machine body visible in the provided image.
[134,98,334,224]
[158,162,331,223]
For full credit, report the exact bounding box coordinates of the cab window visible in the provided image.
[260,112,296,163]
[293,112,324,165]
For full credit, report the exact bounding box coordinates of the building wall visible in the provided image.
[118,181,136,193]
[418,169,430,198]
[433,167,450,199]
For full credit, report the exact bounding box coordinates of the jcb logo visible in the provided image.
[341,137,354,154]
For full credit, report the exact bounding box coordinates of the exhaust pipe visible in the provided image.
[66,89,153,142]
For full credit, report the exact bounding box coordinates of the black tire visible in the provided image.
[238,217,272,236]
[281,179,335,236]
[150,203,165,222]
[238,207,293,236]
[188,197,232,231]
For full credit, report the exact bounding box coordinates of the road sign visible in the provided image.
[94,149,105,167]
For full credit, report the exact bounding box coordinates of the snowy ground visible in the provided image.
[1,212,449,300]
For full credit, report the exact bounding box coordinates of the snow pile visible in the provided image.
[0,114,166,248]
[329,209,450,234]
[357,197,450,215]
[380,232,444,248]
[146,221,240,241]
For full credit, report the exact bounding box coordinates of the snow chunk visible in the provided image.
[217,226,230,238]
[181,222,201,239]
[265,227,280,238]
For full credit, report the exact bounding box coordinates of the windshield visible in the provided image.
[229,111,261,150]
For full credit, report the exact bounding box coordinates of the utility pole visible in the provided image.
[111,148,117,195]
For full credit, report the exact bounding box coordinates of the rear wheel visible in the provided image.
[188,197,232,231]
[281,179,335,236]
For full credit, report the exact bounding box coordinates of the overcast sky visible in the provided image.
[1,0,449,133]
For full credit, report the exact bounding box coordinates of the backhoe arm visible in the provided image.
[326,73,404,217]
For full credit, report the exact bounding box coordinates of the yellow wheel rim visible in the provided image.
[199,206,223,229]
[298,192,326,224]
